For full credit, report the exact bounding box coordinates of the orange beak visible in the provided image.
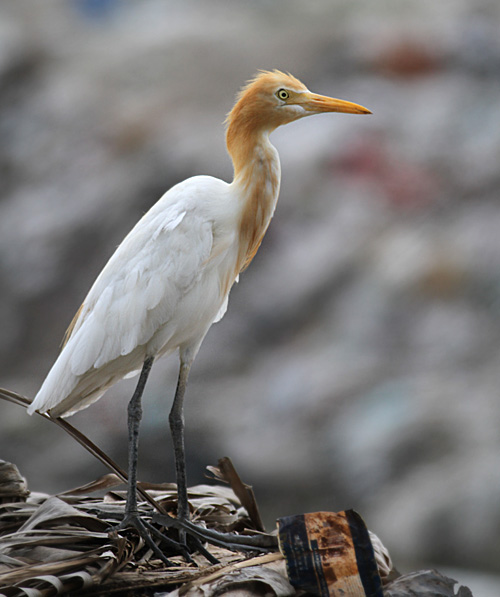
[299,91,371,115]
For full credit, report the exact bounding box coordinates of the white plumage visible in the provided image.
[29,175,239,417]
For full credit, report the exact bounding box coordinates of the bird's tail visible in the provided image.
[27,352,80,416]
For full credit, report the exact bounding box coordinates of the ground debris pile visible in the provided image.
[0,459,475,596]
[0,462,284,596]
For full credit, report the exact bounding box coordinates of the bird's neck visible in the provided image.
[226,124,281,273]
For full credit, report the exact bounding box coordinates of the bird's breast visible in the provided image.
[235,162,280,272]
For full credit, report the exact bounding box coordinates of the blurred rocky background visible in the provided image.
[1,0,499,594]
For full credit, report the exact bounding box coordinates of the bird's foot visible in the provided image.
[111,511,192,566]
[108,507,277,565]
[153,512,279,553]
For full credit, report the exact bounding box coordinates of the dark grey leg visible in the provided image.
[115,356,188,565]
[169,361,191,522]
[114,355,250,565]
[124,356,154,516]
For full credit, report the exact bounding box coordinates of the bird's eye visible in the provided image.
[276,89,289,101]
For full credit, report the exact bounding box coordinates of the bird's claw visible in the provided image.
[152,512,279,553]
[111,512,193,566]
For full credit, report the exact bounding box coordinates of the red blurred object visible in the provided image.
[372,39,441,78]
[330,132,438,210]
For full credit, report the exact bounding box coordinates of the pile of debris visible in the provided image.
[0,458,472,597]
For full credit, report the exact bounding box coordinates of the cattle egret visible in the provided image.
[28,70,370,558]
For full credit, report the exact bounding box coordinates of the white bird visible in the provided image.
[28,70,370,558]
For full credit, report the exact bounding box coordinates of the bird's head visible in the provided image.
[226,70,371,135]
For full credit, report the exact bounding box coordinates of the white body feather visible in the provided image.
[28,175,248,417]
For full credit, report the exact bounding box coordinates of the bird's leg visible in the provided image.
[121,356,154,518]
[169,360,191,524]
[166,358,237,564]
[113,356,187,565]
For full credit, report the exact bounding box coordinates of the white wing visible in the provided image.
[68,204,213,374]
[29,175,233,416]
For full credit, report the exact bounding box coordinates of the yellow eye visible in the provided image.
[277,88,289,101]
